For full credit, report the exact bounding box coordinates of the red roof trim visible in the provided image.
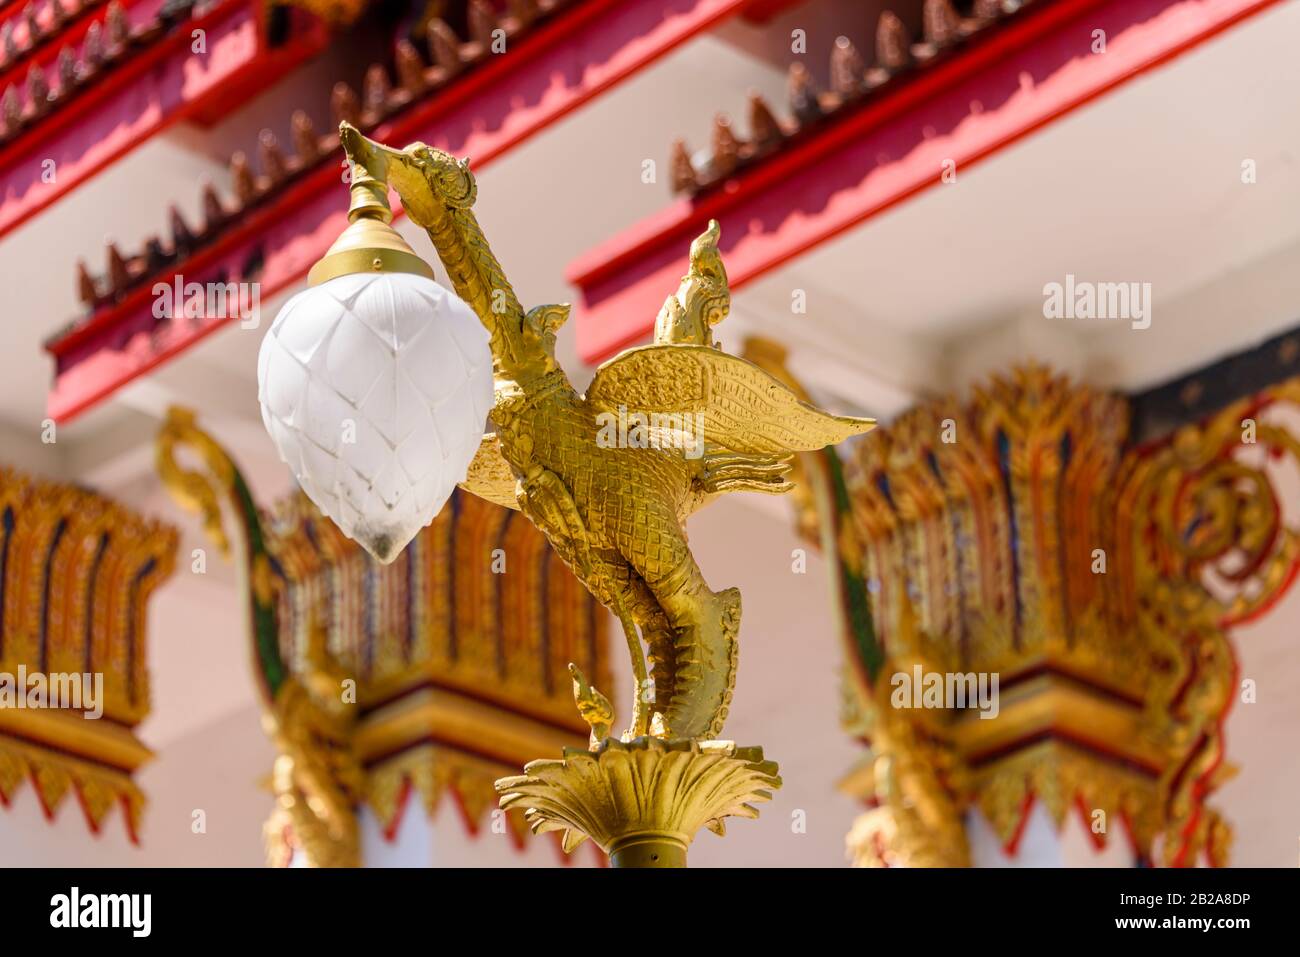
[45,0,771,421]
[568,0,1283,365]
[0,1,325,241]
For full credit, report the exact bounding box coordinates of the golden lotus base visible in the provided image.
[495,736,781,868]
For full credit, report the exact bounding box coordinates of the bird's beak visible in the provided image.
[339,121,408,185]
[336,122,464,224]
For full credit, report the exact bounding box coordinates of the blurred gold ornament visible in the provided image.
[262,608,363,869]
[0,466,174,841]
[157,408,607,866]
[274,0,371,26]
[775,362,1300,868]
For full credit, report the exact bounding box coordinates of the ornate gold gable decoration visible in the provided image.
[769,361,1300,867]
[0,467,176,839]
[157,409,609,866]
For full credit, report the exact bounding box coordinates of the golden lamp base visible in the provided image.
[495,737,781,868]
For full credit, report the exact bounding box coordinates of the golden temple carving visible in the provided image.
[765,361,1300,867]
[337,123,872,864]
[156,408,609,866]
[0,467,176,839]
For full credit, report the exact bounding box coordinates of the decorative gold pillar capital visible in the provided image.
[0,467,176,841]
[769,361,1300,867]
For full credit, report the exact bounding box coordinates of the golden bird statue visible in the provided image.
[339,123,874,748]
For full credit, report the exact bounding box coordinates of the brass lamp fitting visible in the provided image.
[306,152,435,286]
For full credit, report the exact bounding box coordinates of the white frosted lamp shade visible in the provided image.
[258,271,494,563]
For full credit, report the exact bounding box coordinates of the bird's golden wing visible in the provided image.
[586,344,874,455]
[458,433,520,510]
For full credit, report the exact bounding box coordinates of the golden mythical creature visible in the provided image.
[340,123,874,746]
[263,609,362,869]
[844,592,970,868]
[157,408,362,867]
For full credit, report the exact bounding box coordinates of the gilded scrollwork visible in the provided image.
[777,362,1300,867]
[263,610,362,868]
[1106,384,1300,866]
[831,576,966,868]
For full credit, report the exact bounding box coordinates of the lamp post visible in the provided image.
[256,122,874,866]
